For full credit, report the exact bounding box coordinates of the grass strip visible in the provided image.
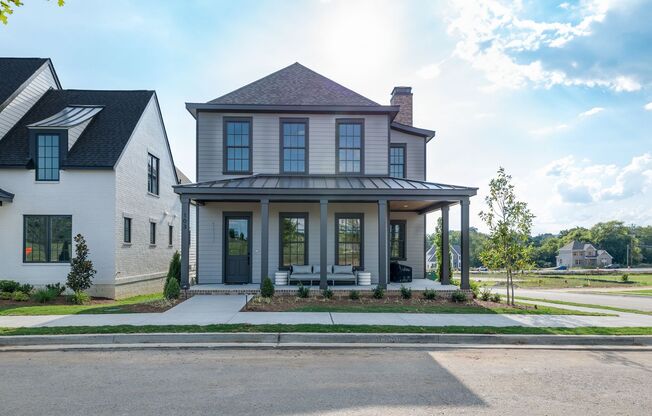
[0,294,165,316]
[1,324,651,336]
[517,296,652,316]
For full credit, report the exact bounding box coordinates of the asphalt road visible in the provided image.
[1,348,651,415]
[514,288,652,311]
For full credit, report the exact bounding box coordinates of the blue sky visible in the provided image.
[3,0,651,234]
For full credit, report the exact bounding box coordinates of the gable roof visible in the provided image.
[175,167,191,185]
[559,240,585,251]
[209,63,380,107]
[0,89,154,168]
[0,58,57,108]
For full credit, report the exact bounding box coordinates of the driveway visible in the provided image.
[512,288,652,312]
[1,349,650,415]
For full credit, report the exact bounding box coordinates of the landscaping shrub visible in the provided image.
[348,290,360,300]
[372,286,385,299]
[399,285,412,299]
[69,291,90,305]
[167,251,181,285]
[490,293,501,303]
[480,287,491,301]
[0,280,20,293]
[12,291,29,302]
[18,283,34,294]
[164,276,180,300]
[32,288,57,304]
[423,289,437,300]
[66,234,96,297]
[621,274,629,283]
[469,280,480,299]
[296,283,310,298]
[451,290,468,303]
[450,278,461,287]
[0,292,12,300]
[322,287,334,299]
[45,283,66,296]
[260,276,275,298]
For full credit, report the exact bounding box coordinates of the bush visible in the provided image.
[423,289,437,300]
[296,283,310,298]
[469,280,480,299]
[621,274,629,282]
[490,293,501,303]
[0,292,12,300]
[69,291,90,305]
[260,276,275,298]
[480,287,491,301]
[0,280,20,293]
[167,251,181,285]
[164,276,180,300]
[372,286,385,299]
[45,283,66,296]
[32,288,57,303]
[12,291,29,302]
[348,290,360,300]
[18,283,34,294]
[450,278,461,287]
[67,234,96,293]
[399,285,412,299]
[322,287,334,299]
[451,290,468,303]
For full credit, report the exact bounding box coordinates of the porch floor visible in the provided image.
[187,279,459,295]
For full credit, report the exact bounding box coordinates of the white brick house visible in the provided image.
[0,58,182,298]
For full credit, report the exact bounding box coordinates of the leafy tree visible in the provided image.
[479,168,534,305]
[450,227,489,268]
[167,251,181,284]
[530,235,561,268]
[66,234,96,294]
[1,0,64,25]
[591,221,640,265]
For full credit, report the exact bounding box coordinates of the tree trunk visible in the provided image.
[505,269,511,305]
[510,274,515,306]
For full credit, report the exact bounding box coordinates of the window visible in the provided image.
[390,220,406,260]
[336,120,363,173]
[168,225,173,246]
[335,213,364,269]
[147,153,159,195]
[36,134,60,181]
[281,119,308,173]
[23,215,71,263]
[279,213,308,269]
[150,222,156,245]
[123,217,132,243]
[389,144,406,178]
[224,118,252,173]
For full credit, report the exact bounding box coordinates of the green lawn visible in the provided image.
[287,303,609,316]
[0,294,165,316]
[516,296,652,316]
[1,324,651,336]
[604,289,652,297]
[473,273,652,289]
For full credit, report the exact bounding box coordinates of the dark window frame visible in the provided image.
[168,224,174,247]
[147,153,160,195]
[149,221,156,245]
[335,118,365,175]
[389,143,407,178]
[35,132,62,181]
[123,217,132,244]
[279,118,309,174]
[390,219,407,261]
[23,215,72,263]
[278,212,309,270]
[223,116,253,175]
[334,213,364,270]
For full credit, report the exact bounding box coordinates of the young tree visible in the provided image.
[1,0,65,25]
[66,234,96,294]
[479,168,534,305]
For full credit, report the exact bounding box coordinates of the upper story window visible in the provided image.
[36,133,60,181]
[336,119,364,174]
[224,118,252,174]
[281,119,308,173]
[24,215,71,263]
[147,153,159,195]
[389,144,406,178]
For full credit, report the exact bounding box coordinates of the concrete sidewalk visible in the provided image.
[0,295,651,329]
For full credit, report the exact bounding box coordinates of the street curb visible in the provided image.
[1,332,651,347]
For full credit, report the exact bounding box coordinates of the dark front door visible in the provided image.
[224,214,252,284]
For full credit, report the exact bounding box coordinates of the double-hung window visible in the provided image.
[281,119,308,173]
[23,215,72,263]
[279,213,308,269]
[224,118,252,174]
[335,213,364,269]
[389,144,406,178]
[147,153,159,195]
[36,133,60,181]
[336,120,363,174]
[390,220,406,260]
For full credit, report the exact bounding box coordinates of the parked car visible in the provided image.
[554,265,568,270]
[477,266,488,272]
[603,264,621,269]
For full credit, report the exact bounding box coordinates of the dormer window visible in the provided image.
[36,133,61,181]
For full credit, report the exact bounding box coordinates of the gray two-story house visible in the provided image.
[175,63,476,291]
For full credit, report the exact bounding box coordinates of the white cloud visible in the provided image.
[559,2,571,10]
[644,102,652,111]
[416,63,441,80]
[529,123,569,135]
[579,107,604,117]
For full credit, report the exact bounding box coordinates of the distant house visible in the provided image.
[556,241,613,268]
[426,245,436,270]
[426,244,462,271]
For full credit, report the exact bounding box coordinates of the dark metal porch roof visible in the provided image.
[174,174,477,199]
[0,187,14,203]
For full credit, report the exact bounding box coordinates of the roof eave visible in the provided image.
[390,122,436,142]
[186,103,400,119]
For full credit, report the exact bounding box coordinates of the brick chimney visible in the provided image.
[390,86,412,126]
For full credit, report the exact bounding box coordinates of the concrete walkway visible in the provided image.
[0,295,651,329]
